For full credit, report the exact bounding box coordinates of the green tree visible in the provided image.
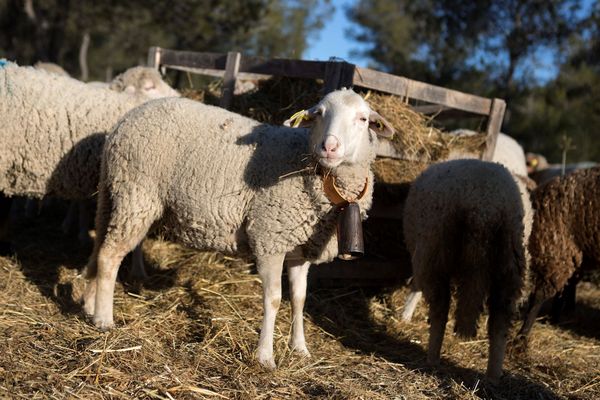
[0,0,330,80]
[348,0,585,95]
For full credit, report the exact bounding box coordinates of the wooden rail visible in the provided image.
[148,47,505,159]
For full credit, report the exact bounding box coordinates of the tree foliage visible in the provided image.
[349,0,598,162]
[0,0,330,80]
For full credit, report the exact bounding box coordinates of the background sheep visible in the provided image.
[517,167,600,344]
[81,89,394,369]
[403,159,532,381]
[448,130,529,178]
[33,61,70,76]
[60,66,181,245]
[0,63,177,277]
[526,152,597,185]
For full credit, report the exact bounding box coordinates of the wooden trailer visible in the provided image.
[147,47,507,287]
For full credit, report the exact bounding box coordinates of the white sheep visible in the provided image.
[0,62,178,278]
[448,130,529,178]
[403,159,532,382]
[81,89,394,368]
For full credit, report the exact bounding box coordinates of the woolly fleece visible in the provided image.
[0,64,160,200]
[529,166,600,298]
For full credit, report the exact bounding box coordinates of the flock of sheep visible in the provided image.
[0,60,597,385]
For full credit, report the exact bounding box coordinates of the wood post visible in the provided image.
[482,98,506,161]
[219,51,242,109]
[147,47,162,69]
[324,61,355,94]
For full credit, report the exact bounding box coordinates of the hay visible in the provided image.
[1,210,599,399]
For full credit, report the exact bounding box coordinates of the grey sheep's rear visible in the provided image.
[403,159,532,382]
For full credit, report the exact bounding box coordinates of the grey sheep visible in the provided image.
[403,159,532,382]
[81,89,394,368]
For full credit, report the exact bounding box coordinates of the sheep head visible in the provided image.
[285,88,394,169]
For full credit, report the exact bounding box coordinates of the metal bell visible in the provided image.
[337,202,364,260]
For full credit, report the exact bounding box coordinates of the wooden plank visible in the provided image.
[309,257,411,288]
[481,98,506,161]
[157,48,328,80]
[324,61,342,94]
[219,52,241,109]
[160,48,228,70]
[411,104,450,114]
[163,65,272,81]
[353,66,493,115]
[147,47,161,69]
[239,57,327,79]
[324,61,356,93]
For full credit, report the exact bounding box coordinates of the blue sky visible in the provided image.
[303,0,367,66]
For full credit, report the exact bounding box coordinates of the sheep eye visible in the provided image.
[359,117,368,122]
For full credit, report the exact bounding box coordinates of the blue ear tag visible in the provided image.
[0,59,8,69]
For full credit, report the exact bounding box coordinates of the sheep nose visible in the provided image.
[322,136,340,154]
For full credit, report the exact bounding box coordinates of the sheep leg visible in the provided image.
[487,307,510,383]
[0,193,12,255]
[256,253,286,369]
[517,290,545,341]
[401,290,422,322]
[425,282,451,366]
[486,276,516,383]
[61,201,78,236]
[551,274,579,322]
[83,184,160,327]
[77,200,94,248]
[129,242,148,282]
[287,259,311,356]
[24,198,40,218]
[81,184,112,287]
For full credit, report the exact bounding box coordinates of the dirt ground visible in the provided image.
[0,206,599,399]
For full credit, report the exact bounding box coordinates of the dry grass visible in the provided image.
[1,208,599,399]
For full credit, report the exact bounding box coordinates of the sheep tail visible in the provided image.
[453,228,489,339]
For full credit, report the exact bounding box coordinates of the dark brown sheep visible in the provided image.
[518,166,600,341]
[403,159,532,382]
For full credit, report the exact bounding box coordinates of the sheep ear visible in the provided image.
[368,110,395,138]
[284,107,319,128]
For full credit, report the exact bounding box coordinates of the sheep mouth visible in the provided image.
[318,156,343,168]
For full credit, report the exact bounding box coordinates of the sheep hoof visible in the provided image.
[256,350,276,370]
[93,317,115,331]
[426,355,441,366]
[290,343,311,358]
[486,371,502,385]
